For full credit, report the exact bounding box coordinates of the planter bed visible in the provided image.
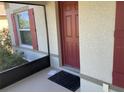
[0,55,50,89]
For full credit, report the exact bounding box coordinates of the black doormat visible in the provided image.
[48,70,80,92]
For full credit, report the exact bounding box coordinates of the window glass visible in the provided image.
[17,11,32,46]
[17,11,30,29]
[20,31,32,45]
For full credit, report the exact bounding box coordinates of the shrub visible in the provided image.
[0,28,27,72]
[0,28,12,53]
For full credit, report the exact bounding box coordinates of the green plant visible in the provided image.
[0,28,27,72]
[0,50,27,71]
[0,28,12,53]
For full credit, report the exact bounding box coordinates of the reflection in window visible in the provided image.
[20,31,32,45]
[17,11,30,29]
[16,11,32,46]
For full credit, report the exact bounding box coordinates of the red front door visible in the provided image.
[59,2,80,69]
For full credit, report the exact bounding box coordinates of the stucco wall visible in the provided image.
[6,3,48,53]
[0,19,8,30]
[0,3,8,30]
[46,2,60,68]
[0,2,6,14]
[79,1,116,83]
[81,79,103,92]
[46,2,59,55]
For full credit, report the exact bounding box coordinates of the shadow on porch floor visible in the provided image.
[0,67,80,92]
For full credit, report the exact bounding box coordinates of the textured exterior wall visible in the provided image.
[0,19,8,30]
[0,3,8,30]
[79,1,116,83]
[0,2,6,14]
[46,1,59,55]
[46,2,60,68]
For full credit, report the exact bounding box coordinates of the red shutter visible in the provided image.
[113,1,124,88]
[11,14,19,46]
[28,8,38,50]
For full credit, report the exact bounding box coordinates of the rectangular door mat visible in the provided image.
[48,70,80,92]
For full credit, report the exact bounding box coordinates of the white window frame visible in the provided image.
[15,10,33,49]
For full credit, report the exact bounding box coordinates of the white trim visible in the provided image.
[19,29,30,31]
[13,6,29,14]
[20,44,33,49]
[55,2,63,68]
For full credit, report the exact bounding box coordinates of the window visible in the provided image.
[16,11,32,47]
[11,8,38,50]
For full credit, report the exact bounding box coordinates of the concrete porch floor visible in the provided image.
[0,67,80,92]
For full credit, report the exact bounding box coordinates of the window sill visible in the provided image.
[20,44,33,49]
